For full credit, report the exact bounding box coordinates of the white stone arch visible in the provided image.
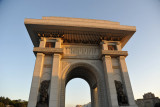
[59,61,108,107]
[26,17,137,107]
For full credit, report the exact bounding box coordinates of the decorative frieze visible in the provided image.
[63,46,100,55]
[62,45,100,59]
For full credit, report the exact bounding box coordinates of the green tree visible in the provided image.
[0,96,28,107]
[3,97,11,105]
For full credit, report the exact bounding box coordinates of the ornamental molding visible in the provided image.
[33,47,63,54]
[34,47,128,58]
[37,32,124,45]
[102,50,128,57]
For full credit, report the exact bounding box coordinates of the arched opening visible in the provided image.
[65,78,91,107]
[62,65,99,107]
[65,66,97,89]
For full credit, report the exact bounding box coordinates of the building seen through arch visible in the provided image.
[76,102,91,107]
[25,16,137,107]
[136,92,160,107]
[65,78,91,107]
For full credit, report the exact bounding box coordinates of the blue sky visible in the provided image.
[0,0,160,106]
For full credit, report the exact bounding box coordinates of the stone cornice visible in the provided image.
[42,16,120,25]
[33,47,63,54]
[24,16,136,48]
[33,47,128,57]
[102,50,128,57]
[24,18,136,31]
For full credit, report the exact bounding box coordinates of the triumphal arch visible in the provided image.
[25,17,137,107]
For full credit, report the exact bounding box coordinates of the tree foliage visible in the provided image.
[0,96,28,107]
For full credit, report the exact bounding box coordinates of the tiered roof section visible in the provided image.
[25,16,136,48]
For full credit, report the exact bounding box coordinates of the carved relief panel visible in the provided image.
[62,45,101,59]
[37,80,50,107]
[114,80,128,106]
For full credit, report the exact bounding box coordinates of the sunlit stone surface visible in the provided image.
[25,16,137,107]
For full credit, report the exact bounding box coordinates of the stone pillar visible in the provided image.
[119,56,137,106]
[49,54,61,107]
[102,55,119,107]
[91,87,99,107]
[55,38,62,48]
[116,42,121,51]
[49,38,61,107]
[102,42,108,50]
[28,53,45,107]
[39,37,46,47]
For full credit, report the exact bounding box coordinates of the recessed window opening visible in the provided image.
[65,78,91,107]
[108,45,117,50]
[45,42,55,48]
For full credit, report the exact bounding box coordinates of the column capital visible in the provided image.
[119,56,125,60]
[37,53,45,56]
[39,38,46,47]
[105,55,111,59]
[40,37,46,41]
[102,55,111,61]
[56,38,62,42]
[53,53,61,59]
[101,40,108,44]
[55,40,61,48]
